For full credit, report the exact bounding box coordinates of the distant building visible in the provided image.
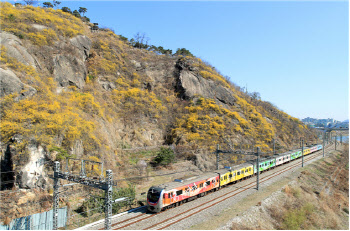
[332,122,349,129]
[302,117,344,128]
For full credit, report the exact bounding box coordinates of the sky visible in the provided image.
[6,0,350,121]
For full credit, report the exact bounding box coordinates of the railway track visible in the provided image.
[103,143,335,230]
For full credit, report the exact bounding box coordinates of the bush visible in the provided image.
[61,6,72,13]
[175,48,193,57]
[76,184,135,216]
[152,147,175,166]
[0,2,84,46]
[50,146,70,161]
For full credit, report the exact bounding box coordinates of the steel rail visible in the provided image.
[109,144,333,230]
[152,146,334,230]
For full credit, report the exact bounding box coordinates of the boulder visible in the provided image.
[176,69,236,106]
[70,35,92,60]
[53,54,86,89]
[130,60,142,69]
[0,68,37,100]
[31,24,48,31]
[174,58,236,105]
[17,140,48,189]
[0,31,37,68]
[69,140,84,158]
[98,77,116,90]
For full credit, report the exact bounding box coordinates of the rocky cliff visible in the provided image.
[0,2,317,190]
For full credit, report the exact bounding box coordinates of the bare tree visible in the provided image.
[23,0,38,5]
[250,92,261,101]
[133,32,149,49]
[52,1,61,9]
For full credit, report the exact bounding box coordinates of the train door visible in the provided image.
[163,192,170,206]
[232,171,237,182]
[240,169,244,180]
[170,192,175,204]
[228,171,233,183]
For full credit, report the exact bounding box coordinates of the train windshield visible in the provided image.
[147,187,162,203]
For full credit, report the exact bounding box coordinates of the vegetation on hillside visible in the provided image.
[0,2,84,45]
[0,1,316,167]
[0,46,101,157]
[230,145,349,230]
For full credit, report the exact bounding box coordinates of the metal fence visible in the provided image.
[0,207,67,230]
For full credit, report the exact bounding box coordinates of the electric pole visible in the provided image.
[323,132,325,158]
[256,147,260,191]
[216,144,220,170]
[301,139,304,167]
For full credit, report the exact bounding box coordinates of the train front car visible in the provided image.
[147,186,164,213]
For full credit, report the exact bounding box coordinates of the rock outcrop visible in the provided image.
[0,68,37,101]
[17,140,49,189]
[53,54,87,89]
[0,31,37,68]
[175,59,236,106]
[50,35,91,89]
[70,35,92,61]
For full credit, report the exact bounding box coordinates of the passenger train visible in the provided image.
[147,144,323,212]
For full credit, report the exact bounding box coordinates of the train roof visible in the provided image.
[216,168,233,174]
[261,155,276,160]
[274,150,293,158]
[156,171,218,190]
[231,162,253,170]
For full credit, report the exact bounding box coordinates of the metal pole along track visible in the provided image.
[301,139,304,167]
[53,162,60,230]
[105,170,112,230]
[256,147,260,191]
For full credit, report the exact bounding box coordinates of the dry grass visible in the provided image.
[3,217,12,225]
[229,145,349,230]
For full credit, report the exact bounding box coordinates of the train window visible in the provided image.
[229,174,233,178]
[163,193,167,199]
[245,169,248,173]
[206,181,210,185]
[221,177,223,181]
[241,170,244,174]
[176,190,182,196]
[212,180,215,184]
[233,172,236,176]
[199,183,203,188]
[192,185,197,191]
[237,172,240,175]
[224,176,227,180]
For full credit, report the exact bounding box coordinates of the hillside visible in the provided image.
[0,1,317,193]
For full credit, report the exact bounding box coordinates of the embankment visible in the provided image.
[225,144,349,230]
